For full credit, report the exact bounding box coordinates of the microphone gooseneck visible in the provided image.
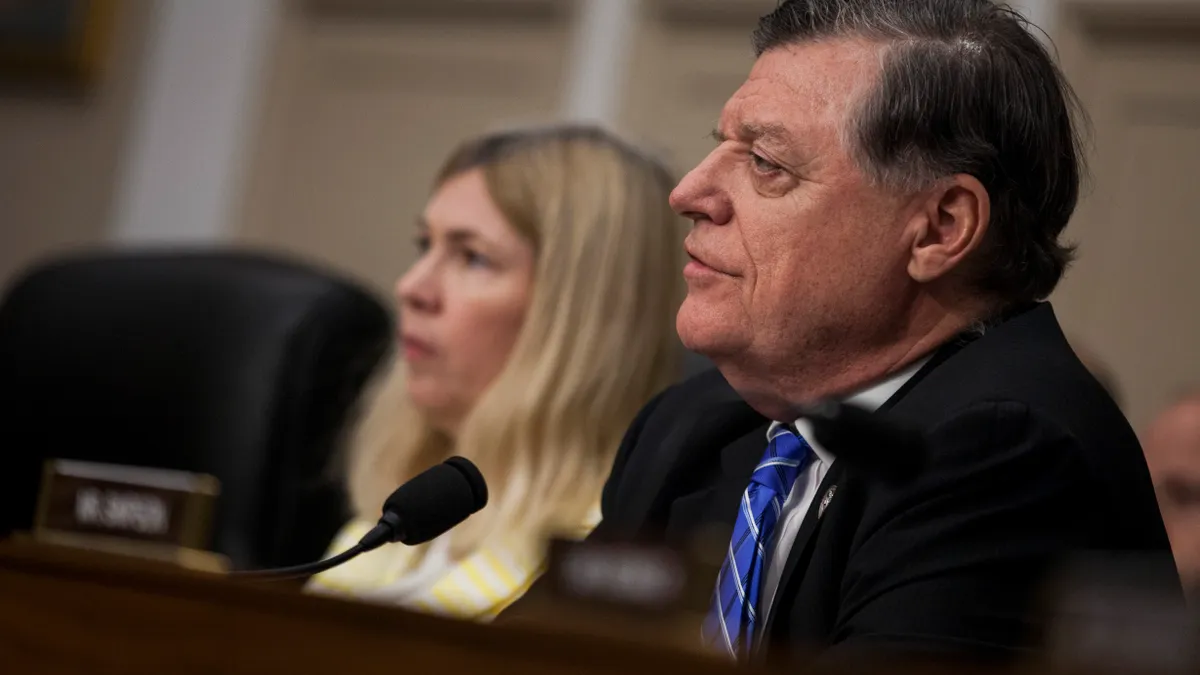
[232,456,488,581]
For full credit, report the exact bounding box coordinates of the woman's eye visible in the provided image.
[750,151,781,174]
[463,249,490,268]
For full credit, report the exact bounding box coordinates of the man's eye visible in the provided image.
[415,235,430,253]
[750,152,781,174]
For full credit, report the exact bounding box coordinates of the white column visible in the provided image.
[110,0,281,244]
[560,0,641,126]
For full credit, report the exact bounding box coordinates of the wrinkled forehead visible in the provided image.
[719,40,884,144]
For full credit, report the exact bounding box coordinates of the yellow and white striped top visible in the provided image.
[306,507,600,621]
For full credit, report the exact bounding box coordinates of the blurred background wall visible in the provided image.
[0,0,155,294]
[0,0,1198,432]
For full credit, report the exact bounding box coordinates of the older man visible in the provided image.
[574,0,1178,665]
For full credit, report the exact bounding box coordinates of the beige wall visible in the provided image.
[0,0,156,291]
[236,0,574,294]
[620,0,775,180]
[1051,0,1200,430]
[233,0,781,297]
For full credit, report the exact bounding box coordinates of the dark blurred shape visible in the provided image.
[0,249,392,570]
[544,537,706,615]
[798,400,927,483]
[502,535,719,656]
[681,350,714,379]
[0,0,117,90]
[1042,552,1198,675]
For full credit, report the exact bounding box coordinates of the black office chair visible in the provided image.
[0,249,393,570]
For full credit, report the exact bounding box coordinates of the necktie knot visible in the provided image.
[749,428,812,494]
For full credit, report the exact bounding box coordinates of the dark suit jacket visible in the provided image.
[560,303,1178,664]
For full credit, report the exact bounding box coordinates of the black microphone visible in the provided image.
[795,400,927,483]
[233,456,488,580]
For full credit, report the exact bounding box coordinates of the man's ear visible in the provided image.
[907,174,990,283]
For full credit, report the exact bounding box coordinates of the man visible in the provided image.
[1144,394,1200,597]
[505,0,1179,664]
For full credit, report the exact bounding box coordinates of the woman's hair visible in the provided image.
[346,124,686,562]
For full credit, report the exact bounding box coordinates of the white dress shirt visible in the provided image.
[759,357,930,621]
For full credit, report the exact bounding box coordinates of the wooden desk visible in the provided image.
[0,540,745,675]
[4,540,1181,675]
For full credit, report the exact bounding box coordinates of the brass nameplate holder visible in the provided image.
[31,459,227,573]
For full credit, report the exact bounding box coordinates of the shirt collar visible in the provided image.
[766,356,930,465]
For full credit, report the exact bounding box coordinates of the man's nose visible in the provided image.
[669,150,733,226]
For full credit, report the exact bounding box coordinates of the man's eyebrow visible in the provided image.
[709,123,795,146]
[740,122,795,146]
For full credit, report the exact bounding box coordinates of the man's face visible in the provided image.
[671,40,919,405]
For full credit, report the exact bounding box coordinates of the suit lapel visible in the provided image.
[622,398,766,538]
[664,416,769,545]
[758,455,848,644]
[753,339,962,646]
[703,427,770,525]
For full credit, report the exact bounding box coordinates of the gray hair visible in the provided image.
[753,0,1087,305]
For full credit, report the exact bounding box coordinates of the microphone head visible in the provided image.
[444,455,488,510]
[799,400,927,483]
[381,456,488,545]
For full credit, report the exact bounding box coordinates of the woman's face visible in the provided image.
[396,169,535,434]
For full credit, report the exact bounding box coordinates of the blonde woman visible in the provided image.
[307,125,686,619]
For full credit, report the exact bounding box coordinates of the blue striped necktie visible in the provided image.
[703,427,813,659]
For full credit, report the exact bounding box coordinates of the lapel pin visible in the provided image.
[818,485,837,518]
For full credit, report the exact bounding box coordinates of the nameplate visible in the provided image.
[543,538,715,615]
[34,459,219,550]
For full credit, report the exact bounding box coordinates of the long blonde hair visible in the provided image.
[347,125,686,564]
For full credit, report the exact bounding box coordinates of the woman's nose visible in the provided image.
[395,257,440,314]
